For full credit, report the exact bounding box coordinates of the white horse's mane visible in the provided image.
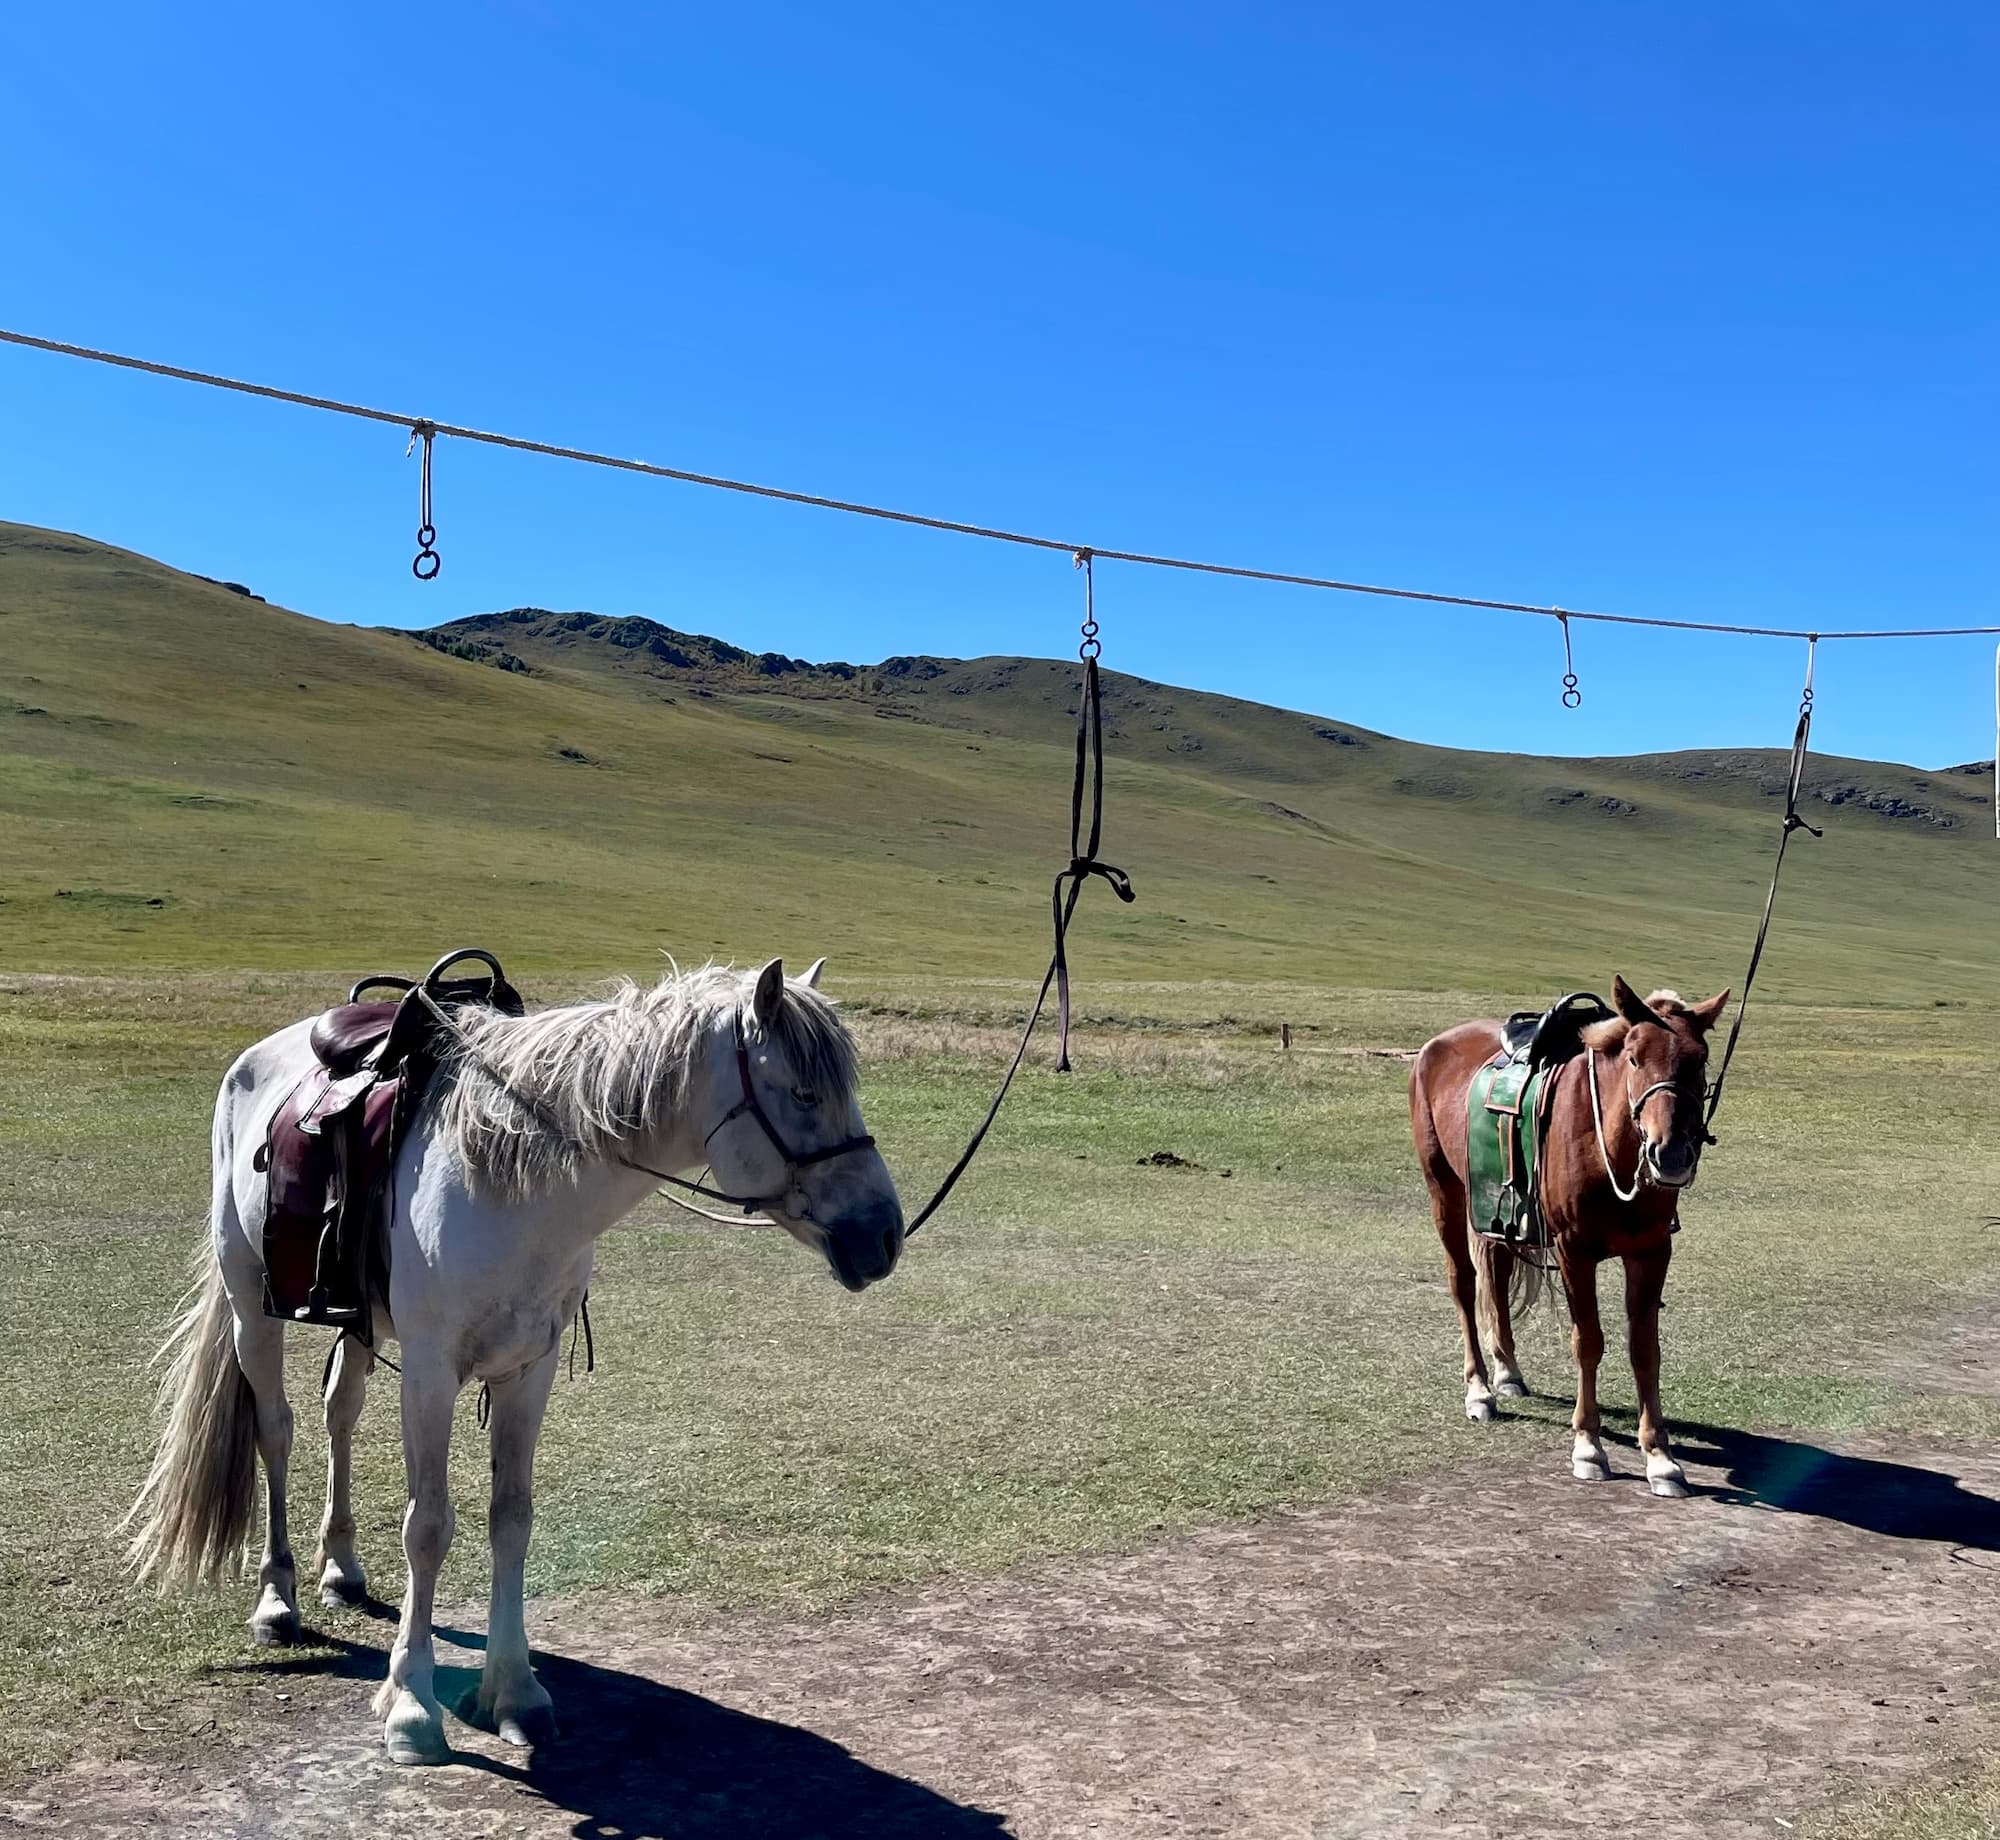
[432,964,857,1200]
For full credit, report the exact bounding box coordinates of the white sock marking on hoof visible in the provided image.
[1646,1452,1690,1498]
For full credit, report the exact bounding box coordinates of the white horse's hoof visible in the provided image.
[251,1608,301,1647]
[1466,1396,1496,1422]
[498,1704,559,1749]
[1494,1376,1529,1399]
[318,1561,368,1609]
[383,1694,451,1766]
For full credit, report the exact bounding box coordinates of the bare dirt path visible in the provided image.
[8,1415,2000,1840]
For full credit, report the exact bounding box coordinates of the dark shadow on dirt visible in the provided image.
[1673,1421,2000,1552]
[426,1627,1012,1839]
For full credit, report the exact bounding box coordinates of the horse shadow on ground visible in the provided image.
[226,1610,1010,1839]
[1676,1421,2000,1554]
[1565,1408,2000,1554]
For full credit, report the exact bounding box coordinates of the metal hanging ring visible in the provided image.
[409,423,440,583]
[1074,549,1101,659]
[1555,611,1581,709]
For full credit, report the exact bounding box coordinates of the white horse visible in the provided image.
[124,957,904,1764]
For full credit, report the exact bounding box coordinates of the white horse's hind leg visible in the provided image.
[232,1312,299,1646]
[315,1335,373,1607]
[476,1347,561,1747]
[374,1355,459,1765]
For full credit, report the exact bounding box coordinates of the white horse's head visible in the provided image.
[695,957,904,1291]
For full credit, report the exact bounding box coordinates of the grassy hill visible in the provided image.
[1,519,1992,1004]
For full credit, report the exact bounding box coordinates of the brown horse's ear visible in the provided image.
[1687,989,1731,1034]
[1611,976,1654,1027]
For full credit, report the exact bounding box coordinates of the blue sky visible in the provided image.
[2,3,1993,764]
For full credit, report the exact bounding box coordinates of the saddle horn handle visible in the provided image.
[423,948,507,991]
[347,974,417,1004]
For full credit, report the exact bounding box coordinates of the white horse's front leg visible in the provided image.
[373,1355,459,1765]
[315,1334,373,1607]
[477,1346,561,1747]
[232,1313,299,1647]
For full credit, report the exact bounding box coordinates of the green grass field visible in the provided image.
[2,522,1997,1822]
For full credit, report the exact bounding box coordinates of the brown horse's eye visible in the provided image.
[791,1087,818,1109]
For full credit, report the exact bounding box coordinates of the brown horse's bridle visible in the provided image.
[1585,1053,1704,1201]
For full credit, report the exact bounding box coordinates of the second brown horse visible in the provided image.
[1410,977,1728,1497]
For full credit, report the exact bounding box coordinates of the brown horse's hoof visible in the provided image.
[1494,1377,1529,1399]
[1465,1396,1497,1422]
[1648,1472,1690,1499]
[1571,1457,1610,1483]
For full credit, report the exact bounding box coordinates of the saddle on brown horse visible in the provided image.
[259,949,525,1339]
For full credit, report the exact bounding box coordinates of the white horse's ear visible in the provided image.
[802,957,827,990]
[752,958,785,1027]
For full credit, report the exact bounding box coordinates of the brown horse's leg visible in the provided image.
[1474,1238,1527,1398]
[1420,1170,1496,1419]
[1561,1248,1610,1480]
[1411,1062,1496,1421]
[1623,1244,1688,1497]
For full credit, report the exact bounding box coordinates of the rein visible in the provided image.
[1704,637,1820,1135]
[417,987,875,1223]
[420,554,1131,1242]
[899,551,1134,1237]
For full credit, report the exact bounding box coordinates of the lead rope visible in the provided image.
[901,551,1135,1236]
[1704,634,1821,1134]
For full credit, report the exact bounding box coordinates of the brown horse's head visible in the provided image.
[1583,977,1731,1189]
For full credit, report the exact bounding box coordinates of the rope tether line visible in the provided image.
[1704,634,1821,1134]
[3,327,1997,644]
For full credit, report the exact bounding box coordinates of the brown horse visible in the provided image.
[1409,977,1728,1496]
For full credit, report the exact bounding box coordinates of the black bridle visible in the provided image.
[425,987,876,1223]
[654,1007,878,1219]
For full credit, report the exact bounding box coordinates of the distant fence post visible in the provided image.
[1280,1021,1292,1052]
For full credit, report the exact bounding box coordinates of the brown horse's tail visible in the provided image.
[1508,1247,1550,1321]
[1474,1231,1555,1328]
[120,1240,256,1587]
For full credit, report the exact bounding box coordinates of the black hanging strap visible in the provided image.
[1705,635,1820,1133]
[902,550,1134,1236]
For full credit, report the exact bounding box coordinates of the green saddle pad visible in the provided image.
[1466,1054,1555,1245]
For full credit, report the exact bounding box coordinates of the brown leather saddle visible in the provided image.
[259,949,525,1338]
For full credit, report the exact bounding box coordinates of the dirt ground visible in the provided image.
[7,1408,2000,1840]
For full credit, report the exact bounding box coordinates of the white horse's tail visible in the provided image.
[121,1241,256,1587]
